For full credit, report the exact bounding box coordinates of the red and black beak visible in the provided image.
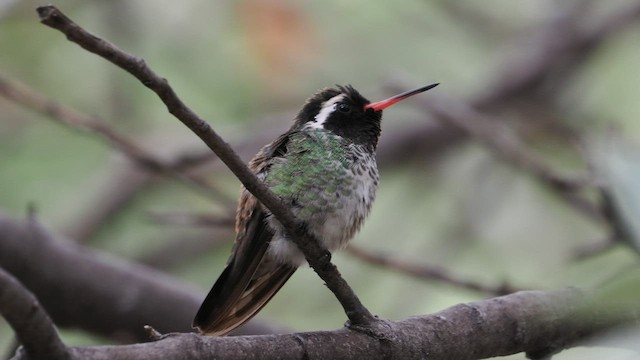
[364,83,439,112]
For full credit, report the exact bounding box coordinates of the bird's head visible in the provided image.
[295,83,438,150]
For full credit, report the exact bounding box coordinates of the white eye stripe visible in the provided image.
[306,94,345,130]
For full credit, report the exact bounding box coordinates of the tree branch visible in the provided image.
[0,213,285,342]
[9,288,640,360]
[36,5,376,328]
[3,212,638,359]
[0,268,69,360]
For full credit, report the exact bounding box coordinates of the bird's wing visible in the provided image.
[192,204,296,335]
[192,131,297,336]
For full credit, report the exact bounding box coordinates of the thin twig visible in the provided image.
[347,245,517,296]
[36,5,377,329]
[0,267,69,360]
[143,325,163,341]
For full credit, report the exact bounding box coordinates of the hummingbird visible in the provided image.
[193,83,438,335]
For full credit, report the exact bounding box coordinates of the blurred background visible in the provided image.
[2,0,640,358]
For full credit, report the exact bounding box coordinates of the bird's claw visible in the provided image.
[319,250,332,270]
[345,317,396,342]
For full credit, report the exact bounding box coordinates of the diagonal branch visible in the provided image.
[62,162,152,242]
[472,1,640,109]
[36,5,376,329]
[0,267,69,360]
[0,74,230,204]
[413,93,603,222]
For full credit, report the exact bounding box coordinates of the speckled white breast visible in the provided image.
[267,147,378,266]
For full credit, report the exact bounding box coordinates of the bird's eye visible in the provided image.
[337,103,351,113]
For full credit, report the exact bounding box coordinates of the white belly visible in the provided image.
[267,153,378,266]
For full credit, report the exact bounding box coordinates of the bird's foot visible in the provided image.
[318,249,332,270]
[295,220,333,270]
[345,317,397,342]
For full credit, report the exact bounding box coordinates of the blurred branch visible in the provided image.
[573,237,616,260]
[9,288,640,360]
[0,213,286,342]
[347,245,518,296]
[434,1,513,41]
[571,188,628,259]
[600,187,639,252]
[381,2,640,230]
[574,182,640,260]
[137,229,233,270]
[64,162,151,242]
[0,267,69,360]
[582,1,640,54]
[140,213,233,270]
[474,0,640,108]
[0,74,231,204]
[37,5,379,331]
[147,211,234,228]
[414,92,603,222]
